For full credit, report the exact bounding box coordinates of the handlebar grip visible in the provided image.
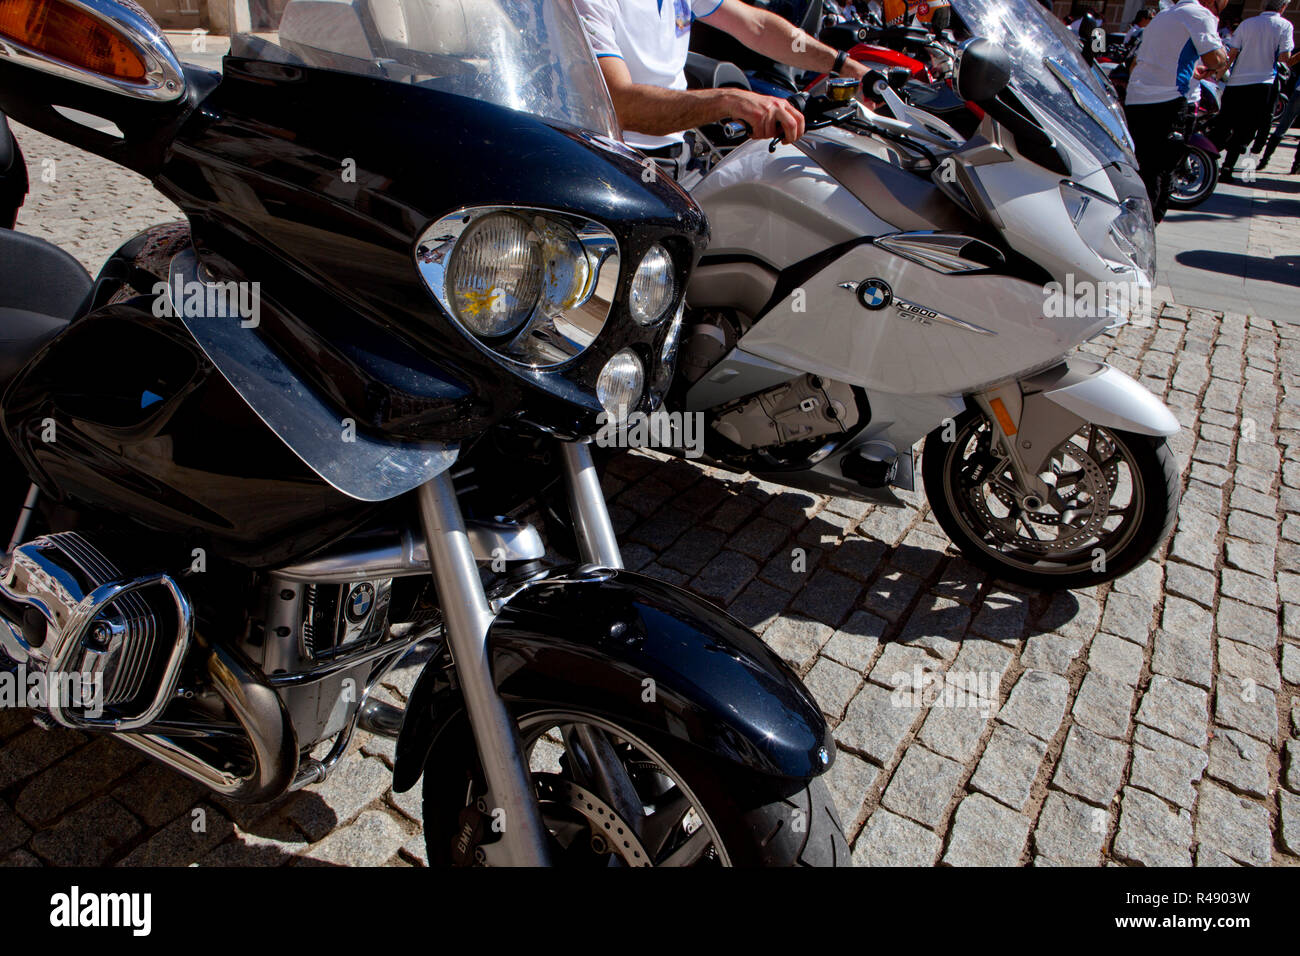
[719,119,750,140]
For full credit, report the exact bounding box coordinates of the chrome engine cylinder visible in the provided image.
[0,532,191,729]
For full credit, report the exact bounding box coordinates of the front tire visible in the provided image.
[922,412,1180,591]
[421,708,850,867]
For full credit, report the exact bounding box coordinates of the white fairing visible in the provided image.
[689,137,897,266]
[689,134,1110,397]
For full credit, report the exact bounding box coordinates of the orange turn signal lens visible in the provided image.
[989,397,1018,436]
[0,0,147,82]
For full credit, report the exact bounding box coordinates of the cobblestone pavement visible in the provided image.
[3,124,1298,867]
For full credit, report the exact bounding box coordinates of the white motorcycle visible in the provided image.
[651,0,1180,590]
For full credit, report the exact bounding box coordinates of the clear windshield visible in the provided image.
[950,0,1135,166]
[230,0,620,139]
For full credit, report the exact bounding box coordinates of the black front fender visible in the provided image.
[393,568,834,793]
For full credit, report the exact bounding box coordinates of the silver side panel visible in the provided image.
[168,250,458,502]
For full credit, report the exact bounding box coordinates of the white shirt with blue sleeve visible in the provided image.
[573,0,726,149]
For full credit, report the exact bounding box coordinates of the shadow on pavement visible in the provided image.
[1174,249,1300,286]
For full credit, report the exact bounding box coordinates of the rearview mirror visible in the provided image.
[956,37,1012,104]
[0,0,184,101]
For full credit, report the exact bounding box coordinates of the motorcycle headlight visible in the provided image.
[416,206,620,367]
[596,349,644,421]
[629,243,675,326]
[446,213,542,337]
[1059,181,1155,281]
[1110,196,1156,279]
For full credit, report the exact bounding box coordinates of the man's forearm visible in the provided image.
[608,83,734,137]
[723,7,859,76]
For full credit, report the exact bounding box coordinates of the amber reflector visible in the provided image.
[0,0,147,82]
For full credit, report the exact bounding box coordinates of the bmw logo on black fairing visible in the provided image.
[345,583,375,622]
[857,279,892,311]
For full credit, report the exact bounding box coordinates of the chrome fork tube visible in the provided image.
[559,440,623,569]
[416,472,550,866]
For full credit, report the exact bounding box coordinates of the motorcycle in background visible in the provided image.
[684,13,966,178]
[0,0,847,867]
[1169,80,1224,209]
[1104,38,1222,209]
[610,0,1181,592]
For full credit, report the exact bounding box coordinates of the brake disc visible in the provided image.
[968,438,1111,554]
[534,774,653,867]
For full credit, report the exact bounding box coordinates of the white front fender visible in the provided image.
[1026,360,1180,437]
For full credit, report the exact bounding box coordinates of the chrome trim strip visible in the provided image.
[892,296,998,336]
[168,249,458,502]
[873,232,1006,275]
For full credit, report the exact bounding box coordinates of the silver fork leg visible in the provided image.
[416,472,550,866]
[559,440,623,568]
[7,484,39,552]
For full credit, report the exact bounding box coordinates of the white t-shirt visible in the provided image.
[1126,0,1223,105]
[1225,11,1294,86]
[573,0,725,149]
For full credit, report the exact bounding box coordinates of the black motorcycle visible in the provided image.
[0,0,847,867]
[0,110,27,228]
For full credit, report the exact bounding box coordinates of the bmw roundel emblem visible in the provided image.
[345,583,375,623]
[857,278,893,311]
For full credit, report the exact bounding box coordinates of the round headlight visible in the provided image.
[596,349,644,422]
[446,213,542,336]
[537,220,592,316]
[629,244,675,326]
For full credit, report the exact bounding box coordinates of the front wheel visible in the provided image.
[922,413,1180,591]
[422,708,850,867]
[1168,145,1218,208]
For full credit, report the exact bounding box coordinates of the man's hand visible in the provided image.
[597,56,806,144]
[718,88,806,143]
[1202,48,1230,73]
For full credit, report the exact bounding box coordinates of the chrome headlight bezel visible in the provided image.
[415,205,620,368]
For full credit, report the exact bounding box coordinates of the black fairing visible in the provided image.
[393,568,834,792]
[154,58,709,442]
[1,226,382,566]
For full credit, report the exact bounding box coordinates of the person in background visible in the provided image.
[1124,0,1229,221]
[1126,7,1156,43]
[1208,0,1294,181]
[1070,3,1103,33]
[1260,48,1300,171]
[573,0,871,169]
